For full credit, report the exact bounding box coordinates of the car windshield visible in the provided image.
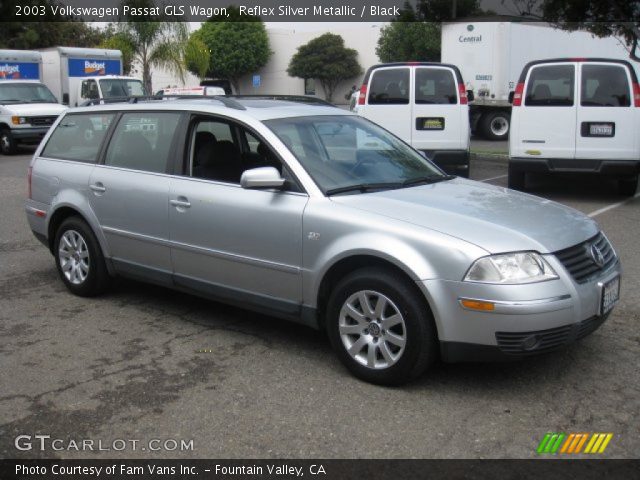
[264,115,448,195]
[0,83,58,104]
[99,79,146,98]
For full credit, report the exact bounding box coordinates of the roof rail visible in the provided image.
[229,94,335,106]
[80,95,247,110]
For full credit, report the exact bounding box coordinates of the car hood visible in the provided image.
[330,178,599,254]
[1,103,67,116]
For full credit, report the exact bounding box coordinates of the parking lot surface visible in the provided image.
[1,146,638,458]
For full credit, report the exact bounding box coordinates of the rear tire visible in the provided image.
[619,176,638,196]
[326,267,437,385]
[508,165,526,191]
[54,217,110,297]
[0,129,17,155]
[480,111,510,141]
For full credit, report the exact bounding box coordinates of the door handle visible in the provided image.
[170,198,191,208]
[90,182,106,193]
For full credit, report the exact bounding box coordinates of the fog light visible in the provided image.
[460,299,495,311]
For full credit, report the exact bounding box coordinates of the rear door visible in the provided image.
[411,66,467,152]
[513,62,577,159]
[576,62,636,160]
[360,67,412,142]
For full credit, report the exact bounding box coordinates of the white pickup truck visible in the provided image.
[0,49,67,155]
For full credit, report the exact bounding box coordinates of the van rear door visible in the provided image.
[512,62,578,159]
[411,66,467,153]
[362,66,411,142]
[576,62,636,161]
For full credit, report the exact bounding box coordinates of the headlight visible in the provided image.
[464,252,558,284]
[11,116,28,125]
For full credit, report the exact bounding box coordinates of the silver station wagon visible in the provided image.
[25,97,621,385]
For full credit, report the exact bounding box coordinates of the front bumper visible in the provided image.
[510,157,640,177]
[11,127,51,144]
[421,255,621,362]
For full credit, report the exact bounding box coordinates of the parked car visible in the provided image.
[26,97,620,385]
[509,58,640,196]
[353,62,472,177]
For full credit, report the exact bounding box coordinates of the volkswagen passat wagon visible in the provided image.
[25,97,621,385]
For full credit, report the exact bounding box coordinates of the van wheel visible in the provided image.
[326,268,437,385]
[0,129,17,155]
[54,217,110,297]
[480,111,510,141]
[619,176,638,196]
[508,165,526,191]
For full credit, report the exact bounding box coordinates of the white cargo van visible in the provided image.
[0,49,67,155]
[509,58,640,196]
[354,62,471,177]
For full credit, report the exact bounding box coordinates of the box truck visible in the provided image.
[442,21,635,140]
[0,49,67,155]
[40,47,146,107]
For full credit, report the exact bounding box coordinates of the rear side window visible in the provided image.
[104,112,181,173]
[415,68,457,104]
[368,68,409,105]
[581,64,631,107]
[525,65,575,106]
[42,113,115,162]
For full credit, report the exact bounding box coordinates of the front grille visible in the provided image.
[554,232,617,284]
[29,116,57,127]
[496,315,605,357]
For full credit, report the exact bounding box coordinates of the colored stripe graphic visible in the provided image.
[539,433,614,454]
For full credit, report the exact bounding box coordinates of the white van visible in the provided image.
[354,62,471,177]
[509,58,640,196]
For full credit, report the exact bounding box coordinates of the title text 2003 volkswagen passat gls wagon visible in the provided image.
[25,97,621,385]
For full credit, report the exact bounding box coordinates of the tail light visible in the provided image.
[357,84,367,105]
[458,83,468,105]
[633,83,640,107]
[512,82,525,107]
[27,166,33,199]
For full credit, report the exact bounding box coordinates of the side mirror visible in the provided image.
[508,91,515,104]
[240,167,285,190]
[466,90,474,102]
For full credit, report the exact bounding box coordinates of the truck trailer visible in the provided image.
[442,21,635,140]
[40,47,146,107]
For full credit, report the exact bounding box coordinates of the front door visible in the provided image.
[168,115,307,314]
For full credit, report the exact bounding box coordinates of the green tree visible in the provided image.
[109,0,191,94]
[377,22,441,62]
[190,7,271,92]
[287,33,362,102]
[184,36,210,80]
[0,0,106,50]
[99,26,136,75]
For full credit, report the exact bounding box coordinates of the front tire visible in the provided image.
[54,217,110,297]
[0,129,17,155]
[326,268,437,385]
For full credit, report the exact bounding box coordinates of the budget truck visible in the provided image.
[441,21,635,140]
[0,49,67,155]
[40,47,146,107]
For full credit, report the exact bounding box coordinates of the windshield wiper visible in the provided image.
[326,182,403,196]
[402,174,456,187]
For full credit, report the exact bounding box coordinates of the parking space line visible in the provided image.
[478,174,508,182]
[588,192,640,217]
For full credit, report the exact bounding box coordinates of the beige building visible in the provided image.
[148,23,384,104]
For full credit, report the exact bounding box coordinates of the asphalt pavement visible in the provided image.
[0,145,638,459]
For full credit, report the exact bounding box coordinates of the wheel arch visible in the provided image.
[314,254,436,333]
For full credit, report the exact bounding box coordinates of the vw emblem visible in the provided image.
[590,244,605,268]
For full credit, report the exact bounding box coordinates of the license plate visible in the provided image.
[600,276,620,315]
[590,124,613,136]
